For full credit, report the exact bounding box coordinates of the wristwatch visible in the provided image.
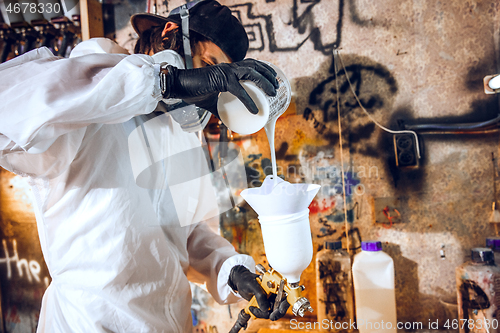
[159,62,171,98]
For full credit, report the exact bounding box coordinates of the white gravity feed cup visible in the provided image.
[217,61,291,135]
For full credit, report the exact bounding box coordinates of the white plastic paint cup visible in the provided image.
[241,175,321,216]
[217,61,292,135]
[258,209,313,283]
[240,176,320,283]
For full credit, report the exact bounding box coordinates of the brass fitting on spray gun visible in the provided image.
[229,264,313,332]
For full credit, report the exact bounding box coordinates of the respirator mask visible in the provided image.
[152,0,211,133]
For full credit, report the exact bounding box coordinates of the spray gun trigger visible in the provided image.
[273,279,285,312]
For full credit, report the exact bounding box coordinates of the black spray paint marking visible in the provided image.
[459,280,490,333]
[318,217,336,238]
[303,56,397,156]
[318,259,349,320]
[231,0,344,54]
[116,0,387,56]
[309,62,397,123]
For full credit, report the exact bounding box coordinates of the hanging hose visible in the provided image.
[229,309,251,333]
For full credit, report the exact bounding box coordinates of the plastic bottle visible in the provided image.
[352,241,397,333]
[456,248,500,333]
[316,241,355,332]
[486,237,500,265]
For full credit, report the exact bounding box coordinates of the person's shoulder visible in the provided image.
[69,38,130,58]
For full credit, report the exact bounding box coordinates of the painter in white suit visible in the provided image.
[0,0,290,331]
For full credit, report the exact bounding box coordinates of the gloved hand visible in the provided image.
[268,293,291,321]
[160,59,279,117]
[228,265,271,319]
[228,265,291,321]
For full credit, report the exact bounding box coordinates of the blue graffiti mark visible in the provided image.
[317,170,361,199]
[327,207,355,223]
[343,171,361,197]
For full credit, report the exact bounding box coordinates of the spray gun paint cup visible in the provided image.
[241,176,320,283]
[258,210,313,283]
[217,61,292,135]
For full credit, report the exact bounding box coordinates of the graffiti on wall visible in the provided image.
[0,239,49,286]
[0,237,50,332]
[116,0,379,55]
[300,54,398,157]
[458,279,500,333]
[0,169,51,333]
[232,0,342,54]
[233,0,383,54]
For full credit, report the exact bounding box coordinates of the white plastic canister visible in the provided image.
[217,61,291,135]
[352,241,397,333]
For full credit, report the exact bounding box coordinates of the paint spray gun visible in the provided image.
[229,263,313,333]
[229,176,321,332]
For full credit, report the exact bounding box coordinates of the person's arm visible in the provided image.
[0,43,162,178]
[0,46,162,154]
[0,40,279,179]
[186,223,290,321]
[185,222,255,304]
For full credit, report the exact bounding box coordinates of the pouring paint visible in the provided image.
[264,119,278,184]
[218,62,320,281]
[217,61,291,185]
[219,64,321,326]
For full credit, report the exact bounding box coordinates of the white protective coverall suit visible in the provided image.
[0,38,255,332]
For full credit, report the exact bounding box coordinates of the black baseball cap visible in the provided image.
[131,0,249,62]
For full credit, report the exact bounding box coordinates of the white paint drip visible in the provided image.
[264,118,278,186]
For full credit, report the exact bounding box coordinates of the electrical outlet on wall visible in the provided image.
[374,197,402,224]
[393,134,419,168]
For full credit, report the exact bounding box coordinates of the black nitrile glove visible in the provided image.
[228,265,271,319]
[268,294,291,321]
[161,59,279,117]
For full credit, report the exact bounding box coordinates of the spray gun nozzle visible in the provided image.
[292,297,314,317]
